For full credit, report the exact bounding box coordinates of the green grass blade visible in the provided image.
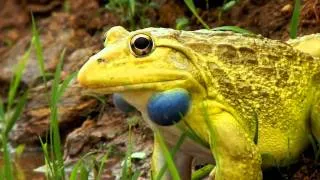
[50,106,64,178]
[176,17,190,30]
[0,98,4,122]
[154,129,181,180]
[200,103,218,161]
[49,49,67,179]
[222,0,237,12]
[191,164,214,180]
[121,125,133,179]
[184,0,210,29]
[57,71,78,100]
[0,167,3,179]
[31,14,47,85]
[96,152,109,180]
[156,133,186,180]
[79,164,89,180]
[39,138,54,179]
[131,170,141,180]
[69,160,82,180]
[129,0,135,17]
[212,26,253,34]
[176,122,208,148]
[4,91,28,137]
[7,45,31,112]
[51,49,66,105]
[2,137,14,180]
[289,0,301,39]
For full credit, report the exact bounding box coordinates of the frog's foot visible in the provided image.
[151,135,193,180]
[204,100,262,180]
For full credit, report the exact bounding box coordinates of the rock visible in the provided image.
[9,82,99,146]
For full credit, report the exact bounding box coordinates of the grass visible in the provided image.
[156,132,186,180]
[212,25,253,34]
[221,0,238,12]
[184,0,210,29]
[176,17,190,30]
[191,164,214,180]
[0,42,31,180]
[105,0,158,30]
[289,0,301,39]
[154,129,181,180]
[32,16,78,179]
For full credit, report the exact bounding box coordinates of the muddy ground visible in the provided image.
[0,0,320,179]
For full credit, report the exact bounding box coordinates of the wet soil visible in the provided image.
[0,0,320,179]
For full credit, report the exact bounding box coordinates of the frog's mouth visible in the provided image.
[86,79,188,94]
[77,65,204,94]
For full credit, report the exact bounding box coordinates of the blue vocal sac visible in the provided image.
[113,93,136,113]
[147,88,191,126]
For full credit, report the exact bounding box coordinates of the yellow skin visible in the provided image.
[78,26,320,179]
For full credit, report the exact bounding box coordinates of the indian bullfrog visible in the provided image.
[77,26,320,179]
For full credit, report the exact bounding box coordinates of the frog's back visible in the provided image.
[179,30,320,166]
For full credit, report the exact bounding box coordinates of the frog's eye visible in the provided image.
[130,34,154,56]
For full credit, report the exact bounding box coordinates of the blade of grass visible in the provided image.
[49,48,67,179]
[7,45,31,112]
[4,91,28,137]
[69,160,82,180]
[51,49,66,105]
[129,0,135,16]
[2,137,14,180]
[79,164,89,180]
[154,129,181,180]
[289,0,301,39]
[176,122,208,148]
[0,98,4,121]
[132,170,141,180]
[184,0,210,29]
[57,71,78,100]
[200,102,218,163]
[221,0,237,12]
[31,14,48,87]
[191,164,214,180]
[95,152,109,180]
[212,26,253,34]
[156,132,187,180]
[121,124,133,179]
[39,138,54,179]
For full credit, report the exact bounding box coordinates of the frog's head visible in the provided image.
[78,26,207,96]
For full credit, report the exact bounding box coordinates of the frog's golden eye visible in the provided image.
[130,34,154,57]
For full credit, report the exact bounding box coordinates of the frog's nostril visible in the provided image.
[97,58,105,63]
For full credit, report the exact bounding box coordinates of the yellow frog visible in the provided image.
[77,26,320,179]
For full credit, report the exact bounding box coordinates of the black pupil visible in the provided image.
[134,37,150,49]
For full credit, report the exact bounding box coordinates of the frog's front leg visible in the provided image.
[204,100,262,180]
[151,135,193,180]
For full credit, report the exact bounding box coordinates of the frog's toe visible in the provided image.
[147,88,191,126]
